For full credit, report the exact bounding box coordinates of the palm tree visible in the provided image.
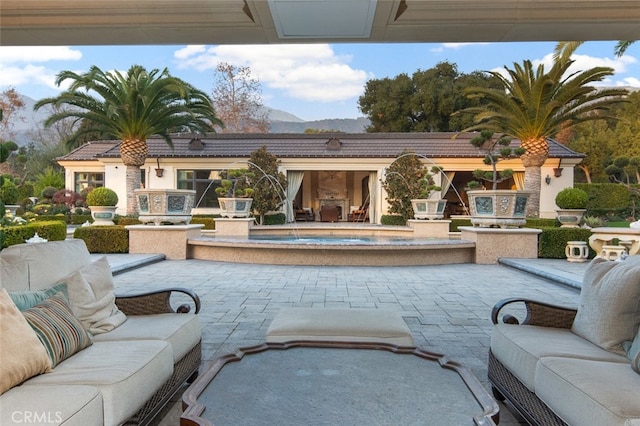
[34,65,223,215]
[457,45,628,217]
[555,40,636,59]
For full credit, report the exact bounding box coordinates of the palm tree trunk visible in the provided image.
[125,165,142,215]
[523,165,541,217]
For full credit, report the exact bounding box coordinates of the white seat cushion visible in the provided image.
[266,308,414,346]
[536,357,640,426]
[93,313,201,362]
[491,324,628,391]
[25,340,173,426]
[0,385,103,426]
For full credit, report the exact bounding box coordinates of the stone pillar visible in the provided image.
[126,224,203,260]
[459,226,541,264]
[214,218,254,238]
[407,219,451,239]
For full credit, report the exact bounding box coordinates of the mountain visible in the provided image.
[5,94,370,146]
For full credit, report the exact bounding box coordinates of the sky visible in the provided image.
[1,41,639,122]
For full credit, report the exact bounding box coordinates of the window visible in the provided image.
[177,169,222,208]
[74,172,104,193]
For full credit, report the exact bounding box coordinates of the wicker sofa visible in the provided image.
[0,239,201,426]
[489,256,640,426]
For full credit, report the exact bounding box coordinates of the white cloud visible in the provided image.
[0,46,82,63]
[534,52,636,75]
[173,44,373,102]
[0,46,82,92]
[431,42,490,53]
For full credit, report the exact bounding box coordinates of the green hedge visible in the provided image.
[1,220,67,248]
[381,215,406,226]
[190,217,216,229]
[261,213,286,225]
[577,183,637,218]
[538,227,596,259]
[73,226,129,253]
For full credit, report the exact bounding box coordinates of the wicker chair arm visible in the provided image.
[491,297,577,328]
[115,288,201,315]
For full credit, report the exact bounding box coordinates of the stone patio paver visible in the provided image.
[109,258,584,425]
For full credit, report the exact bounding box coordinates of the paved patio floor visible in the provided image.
[106,256,586,425]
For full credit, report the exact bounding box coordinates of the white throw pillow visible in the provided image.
[572,256,640,355]
[63,256,127,334]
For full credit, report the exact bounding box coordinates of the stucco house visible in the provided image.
[57,132,584,222]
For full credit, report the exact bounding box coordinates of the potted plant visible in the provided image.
[134,188,196,225]
[410,168,446,220]
[86,187,118,225]
[0,175,20,217]
[215,169,255,218]
[555,187,589,227]
[465,130,530,228]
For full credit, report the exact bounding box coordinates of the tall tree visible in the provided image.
[0,87,26,142]
[212,62,270,133]
[34,65,222,215]
[457,45,627,217]
[358,62,501,132]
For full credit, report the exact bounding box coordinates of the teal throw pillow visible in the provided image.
[9,283,69,311]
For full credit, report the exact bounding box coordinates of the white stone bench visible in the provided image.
[266,308,414,346]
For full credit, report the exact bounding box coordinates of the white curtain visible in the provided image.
[286,171,304,222]
[513,172,525,190]
[440,171,455,198]
[368,171,377,223]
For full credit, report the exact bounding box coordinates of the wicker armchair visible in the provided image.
[115,288,202,425]
[489,298,578,426]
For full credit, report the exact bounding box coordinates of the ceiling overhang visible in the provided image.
[2,0,640,46]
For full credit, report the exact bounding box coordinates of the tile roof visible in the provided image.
[58,132,585,161]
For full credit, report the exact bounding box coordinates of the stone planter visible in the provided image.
[135,189,195,226]
[4,204,19,217]
[218,198,253,218]
[556,209,586,228]
[411,199,447,220]
[467,190,530,229]
[89,205,117,226]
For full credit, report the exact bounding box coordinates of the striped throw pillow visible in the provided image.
[22,292,93,367]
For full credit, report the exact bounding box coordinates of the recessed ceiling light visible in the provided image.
[268,0,377,39]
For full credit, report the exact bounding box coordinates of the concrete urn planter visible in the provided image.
[218,198,253,218]
[556,209,586,228]
[135,189,195,225]
[411,199,447,220]
[89,206,117,226]
[467,190,530,229]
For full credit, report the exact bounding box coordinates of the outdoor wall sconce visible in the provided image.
[155,158,164,178]
[545,175,552,185]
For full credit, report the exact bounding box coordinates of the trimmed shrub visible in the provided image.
[538,227,595,259]
[449,218,472,231]
[190,216,216,229]
[86,187,118,206]
[577,183,632,217]
[73,226,129,253]
[555,187,588,209]
[1,220,67,248]
[261,213,286,225]
[114,216,142,226]
[381,215,406,226]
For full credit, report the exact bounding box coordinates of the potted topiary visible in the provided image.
[215,169,255,218]
[86,187,118,225]
[0,175,20,217]
[410,168,446,220]
[465,130,530,228]
[555,187,589,228]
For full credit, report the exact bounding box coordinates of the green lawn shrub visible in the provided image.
[73,225,129,253]
[115,216,142,226]
[1,220,67,248]
[449,218,471,231]
[577,183,634,218]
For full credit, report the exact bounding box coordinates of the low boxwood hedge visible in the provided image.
[1,220,67,248]
[73,225,129,253]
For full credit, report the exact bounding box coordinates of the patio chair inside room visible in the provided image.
[295,206,315,221]
[320,205,341,222]
[348,204,369,222]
